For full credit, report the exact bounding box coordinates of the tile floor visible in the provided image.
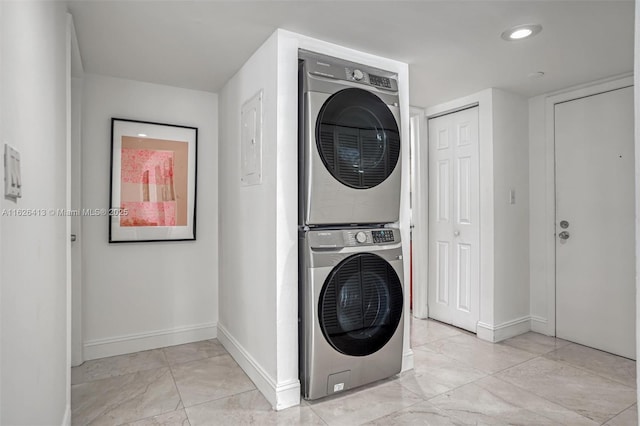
[71,318,638,425]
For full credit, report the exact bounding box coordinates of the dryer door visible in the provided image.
[319,253,403,357]
[316,88,400,189]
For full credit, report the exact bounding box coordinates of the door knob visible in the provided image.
[453,230,460,237]
[560,220,569,229]
[559,231,570,240]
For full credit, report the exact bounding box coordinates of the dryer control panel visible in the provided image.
[300,49,399,92]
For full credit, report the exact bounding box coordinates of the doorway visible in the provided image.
[554,85,635,360]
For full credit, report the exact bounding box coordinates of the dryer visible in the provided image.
[299,227,404,400]
[299,50,402,227]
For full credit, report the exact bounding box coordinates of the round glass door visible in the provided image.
[316,88,400,189]
[319,253,403,357]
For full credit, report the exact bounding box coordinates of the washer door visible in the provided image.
[319,253,403,357]
[316,88,400,189]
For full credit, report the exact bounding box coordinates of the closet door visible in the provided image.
[428,107,479,332]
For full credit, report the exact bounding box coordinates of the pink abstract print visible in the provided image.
[120,148,177,227]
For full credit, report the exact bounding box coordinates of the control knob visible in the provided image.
[355,231,367,244]
[353,69,364,81]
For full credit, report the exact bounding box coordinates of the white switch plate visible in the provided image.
[4,143,22,200]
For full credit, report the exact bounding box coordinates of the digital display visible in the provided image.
[372,230,395,243]
[369,74,392,89]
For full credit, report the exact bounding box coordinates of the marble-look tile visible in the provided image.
[495,357,636,424]
[307,381,423,426]
[545,343,636,387]
[604,404,638,426]
[125,409,190,426]
[163,339,227,366]
[171,354,255,407]
[71,367,181,426]
[397,371,452,402]
[364,401,473,425]
[500,332,570,355]
[411,317,462,348]
[186,390,326,425]
[472,376,598,425]
[71,349,168,385]
[428,377,598,426]
[425,333,536,374]
[398,348,486,398]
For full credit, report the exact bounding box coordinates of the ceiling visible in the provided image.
[68,0,634,108]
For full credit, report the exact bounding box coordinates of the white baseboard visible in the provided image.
[401,348,414,372]
[530,315,551,335]
[477,316,531,343]
[61,403,71,426]
[217,323,300,411]
[83,322,217,361]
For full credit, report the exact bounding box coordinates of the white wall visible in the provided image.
[528,94,549,331]
[218,29,412,410]
[81,74,218,360]
[0,0,4,415]
[218,31,280,404]
[0,2,69,424]
[69,15,84,369]
[491,90,530,327]
[635,0,639,415]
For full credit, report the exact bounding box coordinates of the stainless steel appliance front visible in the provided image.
[299,50,402,226]
[299,228,404,400]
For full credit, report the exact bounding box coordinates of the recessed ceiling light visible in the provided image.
[501,24,542,41]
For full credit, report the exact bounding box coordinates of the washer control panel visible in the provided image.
[300,49,398,92]
[344,228,399,246]
[308,228,399,249]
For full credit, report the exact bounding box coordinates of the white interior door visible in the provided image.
[428,107,479,332]
[555,86,635,360]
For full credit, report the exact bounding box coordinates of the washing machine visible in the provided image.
[299,227,404,400]
[299,50,402,227]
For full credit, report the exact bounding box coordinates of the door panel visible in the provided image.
[428,107,479,332]
[457,243,471,312]
[555,86,635,359]
[437,160,450,221]
[436,241,449,304]
[457,157,471,223]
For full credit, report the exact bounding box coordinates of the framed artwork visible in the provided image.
[109,118,197,242]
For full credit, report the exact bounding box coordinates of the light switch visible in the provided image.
[4,144,22,200]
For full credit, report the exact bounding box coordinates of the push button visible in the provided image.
[372,230,395,243]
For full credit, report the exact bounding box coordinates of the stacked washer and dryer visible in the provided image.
[298,50,405,400]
